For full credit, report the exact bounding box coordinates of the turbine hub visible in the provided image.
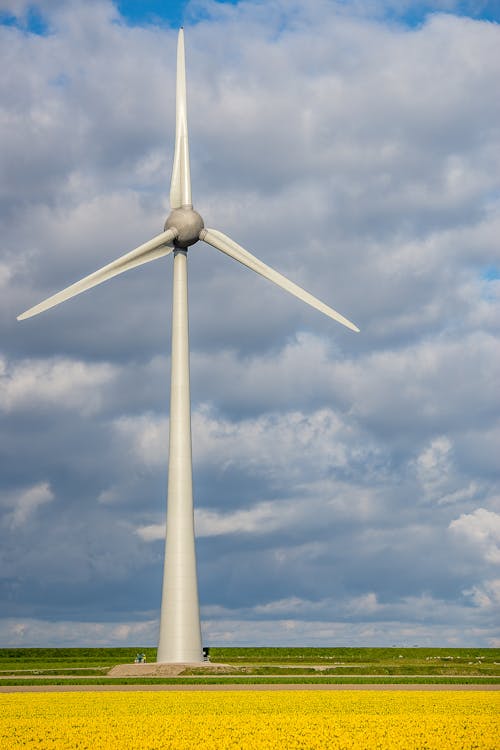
[164,207,204,249]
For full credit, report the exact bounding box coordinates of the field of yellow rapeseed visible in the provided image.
[1,689,498,749]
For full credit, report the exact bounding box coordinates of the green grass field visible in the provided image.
[1,647,499,685]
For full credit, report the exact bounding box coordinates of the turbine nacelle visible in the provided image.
[164,207,204,248]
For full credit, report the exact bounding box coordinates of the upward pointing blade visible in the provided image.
[17,228,177,321]
[200,228,360,332]
[170,28,192,209]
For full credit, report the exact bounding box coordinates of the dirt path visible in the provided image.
[1,683,498,693]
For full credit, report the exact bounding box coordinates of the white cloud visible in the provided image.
[136,502,305,542]
[413,436,481,505]
[0,356,117,414]
[0,616,157,648]
[201,615,498,648]
[117,401,375,482]
[449,508,500,564]
[185,330,500,445]
[136,477,379,542]
[251,592,380,617]
[463,579,500,609]
[346,592,380,615]
[334,333,500,436]
[2,603,497,648]
[97,487,120,505]
[193,406,351,478]
[196,502,298,536]
[0,261,13,288]
[3,481,54,529]
[135,523,164,542]
[114,413,169,468]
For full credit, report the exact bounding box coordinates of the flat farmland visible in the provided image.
[1,647,499,686]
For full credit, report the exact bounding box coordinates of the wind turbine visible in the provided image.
[18,29,359,664]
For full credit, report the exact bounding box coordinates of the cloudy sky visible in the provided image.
[1,0,499,649]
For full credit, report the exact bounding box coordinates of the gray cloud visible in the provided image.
[1,0,499,647]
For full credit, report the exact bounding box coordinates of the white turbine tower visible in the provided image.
[18,29,359,664]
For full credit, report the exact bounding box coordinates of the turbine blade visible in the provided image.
[200,228,360,332]
[18,228,178,321]
[170,28,192,209]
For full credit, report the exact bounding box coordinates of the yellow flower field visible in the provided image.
[1,689,498,749]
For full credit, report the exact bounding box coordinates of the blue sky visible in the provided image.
[117,0,239,28]
[117,0,500,27]
[0,0,239,32]
[1,0,499,649]
[3,0,500,33]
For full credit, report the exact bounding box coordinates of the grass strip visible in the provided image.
[0,669,109,676]
[1,676,499,686]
